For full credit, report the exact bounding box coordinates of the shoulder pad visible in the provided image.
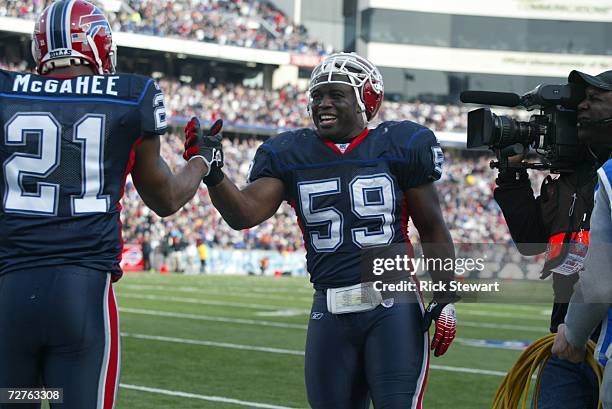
[123,73,158,103]
[381,120,429,138]
[263,128,315,153]
[375,120,437,150]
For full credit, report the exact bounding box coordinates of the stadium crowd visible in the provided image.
[0,56,522,134]
[120,132,492,249]
[158,79,478,132]
[0,0,332,55]
[119,130,547,273]
[0,58,546,272]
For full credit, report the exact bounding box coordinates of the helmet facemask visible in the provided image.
[308,53,384,124]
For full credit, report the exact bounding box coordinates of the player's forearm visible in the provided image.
[132,135,209,217]
[207,176,259,230]
[166,159,209,214]
[420,226,457,300]
[147,159,207,217]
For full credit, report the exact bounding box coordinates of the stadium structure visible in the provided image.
[1,1,611,408]
[0,0,610,278]
[3,0,612,139]
[0,0,610,274]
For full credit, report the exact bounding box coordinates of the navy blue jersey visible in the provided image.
[0,69,168,277]
[248,121,443,289]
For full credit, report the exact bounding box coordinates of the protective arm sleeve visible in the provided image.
[493,170,548,255]
[564,183,612,348]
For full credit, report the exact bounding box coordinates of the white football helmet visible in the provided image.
[308,52,384,123]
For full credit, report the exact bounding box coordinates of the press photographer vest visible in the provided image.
[539,167,596,277]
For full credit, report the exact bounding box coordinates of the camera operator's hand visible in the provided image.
[507,151,527,164]
[495,144,530,187]
[552,324,586,363]
[498,144,527,163]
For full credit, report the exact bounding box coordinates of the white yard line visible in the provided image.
[428,365,506,377]
[118,293,545,321]
[461,320,545,332]
[458,303,551,313]
[122,278,313,294]
[122,333,304,356]
[122,332,508,377]
[121,307,544,335]
[120,383,301,409]
[120,284,550,314]
[120,307,308,329]
[119,284,313,303]
[455,337,529,350]
[117,293,308,312]
[458,310,548,320]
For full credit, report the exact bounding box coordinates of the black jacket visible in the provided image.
[494,164,597,332]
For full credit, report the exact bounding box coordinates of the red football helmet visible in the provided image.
[31,0,116,75]
[309,52,384,122]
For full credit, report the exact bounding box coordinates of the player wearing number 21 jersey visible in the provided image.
[192,52,460,409]
[0,2,220,408]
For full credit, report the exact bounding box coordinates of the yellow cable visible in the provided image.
[492,334,604,409]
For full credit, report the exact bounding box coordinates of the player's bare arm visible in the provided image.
[131,135,208,217]
[406,181,455,283]
[175,116,286,229]
[208,176,285,230]
[131,118,225,217]
[406,181,459,357]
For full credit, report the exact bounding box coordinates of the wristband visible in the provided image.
[203,166,225,187]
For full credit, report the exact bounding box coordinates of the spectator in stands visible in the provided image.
[0,57,535,270]
[0,0,333,55]
[141,232,152,271]
[197,239,208,273]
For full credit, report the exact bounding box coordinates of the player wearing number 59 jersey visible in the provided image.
[0,2,218,408]
[201,52,459,409]
[248,119,442,290]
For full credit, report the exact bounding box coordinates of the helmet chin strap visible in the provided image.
[86,34,104,74]
[348,75,368,124]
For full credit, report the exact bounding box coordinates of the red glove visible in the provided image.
[183,117,224,185]
[422,301,457,357]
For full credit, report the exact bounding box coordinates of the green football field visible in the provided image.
[109,272,553,409]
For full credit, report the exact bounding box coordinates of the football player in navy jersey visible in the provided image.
[0,1,222,408]
[192,52,459,408]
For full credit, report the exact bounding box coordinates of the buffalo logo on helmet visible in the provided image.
[79,8,112,37]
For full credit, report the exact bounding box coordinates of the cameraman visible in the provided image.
[494,69,612,409]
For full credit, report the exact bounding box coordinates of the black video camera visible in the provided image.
[461,84,586,172]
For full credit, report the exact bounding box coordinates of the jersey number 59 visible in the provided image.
[298,174,396,251]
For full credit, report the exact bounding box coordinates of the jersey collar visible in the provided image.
[320,128,369,155]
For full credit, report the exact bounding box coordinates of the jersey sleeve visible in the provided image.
[394,125,444,190]
[247,143,283,183]
[139,79,168,136]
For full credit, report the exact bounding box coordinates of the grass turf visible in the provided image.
[107,273,552,409]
